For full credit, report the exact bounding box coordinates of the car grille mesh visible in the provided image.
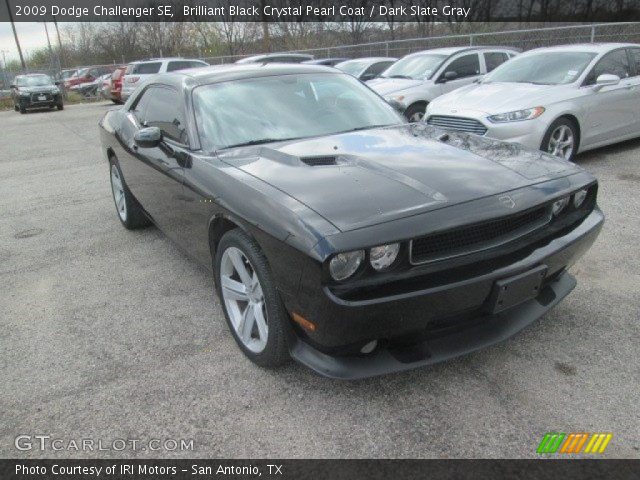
[410,207,549,264]
[427,115,488,135]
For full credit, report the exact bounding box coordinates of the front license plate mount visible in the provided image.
[37,95,46,101]
[486,265,548,314]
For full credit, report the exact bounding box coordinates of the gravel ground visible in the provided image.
[0,103,638,459]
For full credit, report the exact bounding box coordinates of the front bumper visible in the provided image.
[425,109,549,151]
[287,208,603,379]
[19,93,62,109]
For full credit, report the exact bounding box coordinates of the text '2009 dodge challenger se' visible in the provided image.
[99,64,603,379]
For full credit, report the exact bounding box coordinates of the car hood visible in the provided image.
[367,77,426,96]
[431,82,573,114]
[219,124,581,232]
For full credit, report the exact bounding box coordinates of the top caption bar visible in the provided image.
[2,0,640,22]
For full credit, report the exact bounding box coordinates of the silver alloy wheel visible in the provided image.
[220,246,268,353]
[409,110,425,122]
[547,124,574,159]
[110,164,127,221]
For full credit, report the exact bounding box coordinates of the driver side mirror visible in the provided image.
[134,126,162,149]
[10,84,16,89]
[593,73,620,91]
[437,71,458,83]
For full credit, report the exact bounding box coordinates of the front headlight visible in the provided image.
[19,91,30,97]
[369,243,400,271]
[551,196,570,216]
[488,107,545,123]
[329,250,364,281]
[573,189,588,208]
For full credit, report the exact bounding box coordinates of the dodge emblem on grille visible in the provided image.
[498,195,516,209]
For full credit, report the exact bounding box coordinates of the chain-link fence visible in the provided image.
[203,22,640,64]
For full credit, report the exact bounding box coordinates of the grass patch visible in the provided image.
[0,97,14,111]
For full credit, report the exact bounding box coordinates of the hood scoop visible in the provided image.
[300,156,338,166]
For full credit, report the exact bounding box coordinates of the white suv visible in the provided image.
[121,58,209,101]
[368,46,519,121]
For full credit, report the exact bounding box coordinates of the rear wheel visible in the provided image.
[541,118,578,161]
[108,156,150,229]
[214,229,290,368]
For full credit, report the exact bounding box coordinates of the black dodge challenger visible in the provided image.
[99,64,603,379]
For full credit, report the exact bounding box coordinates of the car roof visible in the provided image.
[339,57,397,63]
[408,46,519,57]
[524,42,639,54]
[153,64,345,89]
[235,53,315,64]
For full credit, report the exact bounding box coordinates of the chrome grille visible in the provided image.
[409,206,550,264]
[427,115,488,135]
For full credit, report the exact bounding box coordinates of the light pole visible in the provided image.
[5,0,26,71]
[0,49,8,88]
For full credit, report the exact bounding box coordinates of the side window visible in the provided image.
[443,54,481,79]
[166,61,206,72]
[629,48,640,76]
[131,89,152,124]
[584,50,631,85]
[484,52,509,72]
[363,61,391,78]
[134,62,162,74]
[143,87,188,145]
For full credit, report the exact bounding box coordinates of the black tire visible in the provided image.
[540,117,578,161]
[404,103,427,122]
[57,103,64,111]
[14,104,19,112]
[19,106,26,114]
[108,155,150,230]
[214,229,290,368]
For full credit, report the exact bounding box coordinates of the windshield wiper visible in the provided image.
[223,137,302,149]
[388,74,413,79]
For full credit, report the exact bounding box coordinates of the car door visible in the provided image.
[579,49,636,147]
[119,85,189,241]
[625,47,640,133]
[436,53,482,95]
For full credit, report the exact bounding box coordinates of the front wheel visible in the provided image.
[214,229,290,368]
[56,103,64,110]
[541,118,578,161]
[404,103,427,122]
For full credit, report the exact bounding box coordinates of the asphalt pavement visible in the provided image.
[0,103,638,459]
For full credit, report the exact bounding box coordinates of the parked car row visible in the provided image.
[424,43,640,160]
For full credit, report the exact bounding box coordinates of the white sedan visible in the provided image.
[425,43,640,160]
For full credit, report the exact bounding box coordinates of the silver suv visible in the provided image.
[121,58,209,101]
[368,46,519,121]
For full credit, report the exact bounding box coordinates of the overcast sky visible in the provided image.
[0,22,53,65]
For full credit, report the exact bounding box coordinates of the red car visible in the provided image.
[64,65,117,89]
[109,66,127,104]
